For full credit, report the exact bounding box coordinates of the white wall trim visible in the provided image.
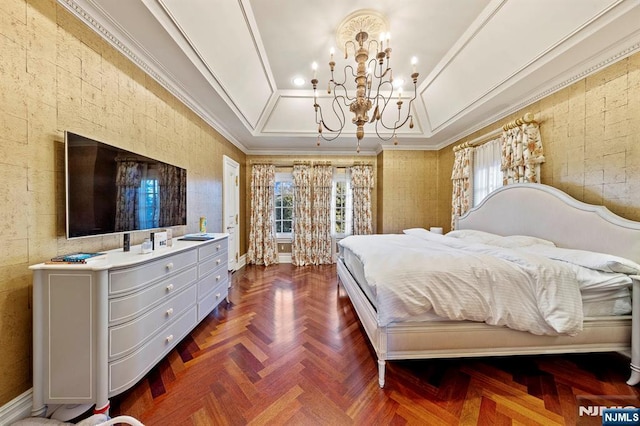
[0,389,33,424]
[278,253,292,264]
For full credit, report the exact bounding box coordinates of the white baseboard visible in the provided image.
[0,388,32,425]
[278,253,292,264]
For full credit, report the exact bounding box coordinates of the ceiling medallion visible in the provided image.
[335,10,389,53]
[311,10,419,152]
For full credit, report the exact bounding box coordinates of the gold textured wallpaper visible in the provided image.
[376,150,440,234]
[0,0,245,405]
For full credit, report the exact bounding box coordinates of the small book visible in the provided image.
[49,252,106,264]
[180,233,216,241]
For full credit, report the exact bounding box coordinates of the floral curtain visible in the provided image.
[115,159,141,231]
[451,147,473,230]
[292,164,312,266]
[311,165,334,264]
[501,122,545,184]
[350,165,374,235]
[158,163,187,227]
[248,164,279,266]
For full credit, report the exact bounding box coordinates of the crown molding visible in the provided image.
[56,0,249,154]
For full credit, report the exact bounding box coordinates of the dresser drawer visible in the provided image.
[198,251,227,279]
[109,285,197,359]
[109,266,197,324]
[108,306,198,396]
[197,279,228,321]
[109,249,197,295]
[197,270,228,299]
[198,239,228,261]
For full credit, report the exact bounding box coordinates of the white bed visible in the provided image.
[337,183,640,388]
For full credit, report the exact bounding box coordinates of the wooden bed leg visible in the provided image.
[378,359,386,388]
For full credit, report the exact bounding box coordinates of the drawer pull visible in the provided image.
[216,259,221,265]
[166,308,174,316]
[216,275,221,281]
[216,245,221,250]
[216,293,221,299]
[166,334,174,343]
[166,284,174,292]
[166,262,174,270]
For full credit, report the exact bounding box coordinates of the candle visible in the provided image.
[329,47,335,62]
[379,33,385,51]
[411,56,418,73]
[312,62,318,79]
[386,32,390,49]
[398,87,403,100]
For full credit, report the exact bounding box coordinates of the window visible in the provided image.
[331,169,352,237]
[473,138,502,207]
[274,170,353,240]
[275,173,294,237]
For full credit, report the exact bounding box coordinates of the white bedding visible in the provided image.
[339,231,633,336]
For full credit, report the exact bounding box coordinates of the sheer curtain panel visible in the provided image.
[248,164,279,266]
[473,137,502,206]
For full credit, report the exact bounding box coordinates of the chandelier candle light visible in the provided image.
[311,11,419,153]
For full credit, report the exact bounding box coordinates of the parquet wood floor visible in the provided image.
[110,264,639,425]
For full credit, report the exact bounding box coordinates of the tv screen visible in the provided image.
[65,131,187,239]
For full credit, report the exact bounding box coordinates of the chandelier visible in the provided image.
[311,10,419,153]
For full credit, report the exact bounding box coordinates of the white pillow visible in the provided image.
[497,235,556,248]
[445,229,502,244]
[525,245,640,275]
[446,230,556,248]
[403,228,443,241]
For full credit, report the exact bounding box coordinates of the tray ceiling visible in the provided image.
[58,0,640,155]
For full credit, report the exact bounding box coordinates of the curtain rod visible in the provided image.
[453,112,538,152]
[249,160,373,167]
[502,112,538,130]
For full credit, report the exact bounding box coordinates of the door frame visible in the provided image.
[223,155,240,271]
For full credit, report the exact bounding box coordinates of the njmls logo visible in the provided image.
[576,395,640,425]
[579,406,637,417]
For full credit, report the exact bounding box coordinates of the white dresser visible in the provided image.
[29,234,229,416]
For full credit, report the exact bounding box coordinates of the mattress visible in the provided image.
[340,245,632,319]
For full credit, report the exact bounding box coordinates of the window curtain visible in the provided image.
[115,159,141,231]
[501,122,545,184]
[292,164,312,266]
[158,163,187,227]
[311,165,334,264]
[473,137,502,207]
[349,165,374,235]
[248,164,279,266]
[451,147,473,230]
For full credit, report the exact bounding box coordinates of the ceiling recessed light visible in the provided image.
[293,77,305,86]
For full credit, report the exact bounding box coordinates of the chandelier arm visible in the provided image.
[314,97,347,134]
[376,99,415,132]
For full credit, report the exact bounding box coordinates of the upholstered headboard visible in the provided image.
[457,183,640,264]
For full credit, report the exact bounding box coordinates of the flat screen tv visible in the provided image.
[65,131,187,239]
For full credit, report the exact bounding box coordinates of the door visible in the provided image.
[223,155,240,271]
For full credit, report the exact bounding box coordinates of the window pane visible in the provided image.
[283,221,292,233]
[276,208,282,220]
[283,208,292,220]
